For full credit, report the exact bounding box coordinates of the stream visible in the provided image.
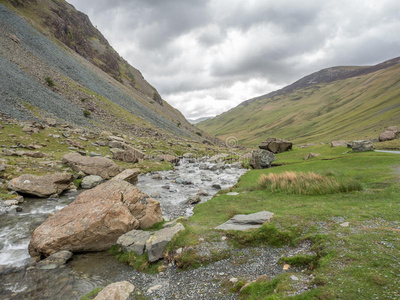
[0,159,247,299]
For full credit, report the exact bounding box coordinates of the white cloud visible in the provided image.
[68,0,400,118]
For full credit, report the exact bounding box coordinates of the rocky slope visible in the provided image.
[199,57,400,145]
[0,0,210,141]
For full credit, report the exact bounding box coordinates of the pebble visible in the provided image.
[290,275,299,281]
[340,222,350,227]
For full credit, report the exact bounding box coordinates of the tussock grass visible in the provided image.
[258,171,362,195]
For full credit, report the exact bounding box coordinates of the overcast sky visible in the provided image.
[68,0,400,119]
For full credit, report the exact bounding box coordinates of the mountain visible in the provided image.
[188,117,213,125]
[0,0,208,140]
[198,57,400,145]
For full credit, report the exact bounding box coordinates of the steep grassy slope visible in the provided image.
[0,0,208,141]
[199,58,400,146]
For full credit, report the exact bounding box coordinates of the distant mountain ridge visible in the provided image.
[188,117,213,124]
[199,57,400,145]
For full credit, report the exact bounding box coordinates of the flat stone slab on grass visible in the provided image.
[215,211,274,231]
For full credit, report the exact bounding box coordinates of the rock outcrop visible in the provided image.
[259,138,292,153]
[93,281,135,300]
[62,153,120,179]
[215,211,274,231]
[28,179,162,259]
[8,173,73,197]
[250,150,275,169]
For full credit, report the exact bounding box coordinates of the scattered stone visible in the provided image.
[96,140,108,147]
[348,140,374,152]
[112,169,139,184]
[89,152,102,157]
[290,275,299,281]
[8,33,20,43]
[331,140,347,147]
[117,230,152,255]
[8,173,73,197]
[9,205,22,213]
[250,150,275,169]
[229,278,239,284]
[215,211,274,231]
[283,264,291,270]
[303,153,321,160]
[152,174,163,180]
[45,118,57,126]
[212,184,221,190]
[94,281,135,300]
[28,180,162,259]
[259,138,292,153]
[62,153,120,179]
[14,195,24,203]
[226,192,239,196]
[185,195,201,205]
[81,175,103,189]
[107,136,125,142]
[197,189,209,196]
[4,199,18,206]
[0,163,5,172]
[111,144,145,163]
[150,192,161,198]
[208,153,230,162]
[66,139,84,150]
[340,222,350,227]
[36,250,73,269]
[146,223,185,262]
[156,154,180,165]
[147,284,162,294]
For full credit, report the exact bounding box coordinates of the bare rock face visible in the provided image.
[28,179,162,259]
[93,281,135,300]
[259,138,292,153]
[62,153,120,179]
[8,173,73,197]
[379,126,400,142]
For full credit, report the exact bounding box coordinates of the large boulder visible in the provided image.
[8,173,73,197]
[94,281,135,300]
[379,126,400,142]
[28,179,162,259]
[259,138,292,153]
[348,140,374,152]
[117,230,152,255]
[62,153,120,179]
[250,150,275,169]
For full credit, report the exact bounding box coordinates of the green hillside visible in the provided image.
[199,58,400,146]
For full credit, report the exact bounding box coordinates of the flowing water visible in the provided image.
[0,159,247,299]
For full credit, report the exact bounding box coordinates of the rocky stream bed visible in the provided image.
[0,159,314,299]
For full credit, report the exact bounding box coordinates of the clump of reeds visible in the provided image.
[258,171,362,195]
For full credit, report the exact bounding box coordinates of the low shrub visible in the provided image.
[258,171,362,195]
[45,76,55,87]
[83,110,91,118]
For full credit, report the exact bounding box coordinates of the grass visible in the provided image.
[165,145,400,298]
[198,62,400,146]
[80,287,102,300]
[108,245,162,274]
[258,171,362,195]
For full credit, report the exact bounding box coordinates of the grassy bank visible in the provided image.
[168,145,400,299]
